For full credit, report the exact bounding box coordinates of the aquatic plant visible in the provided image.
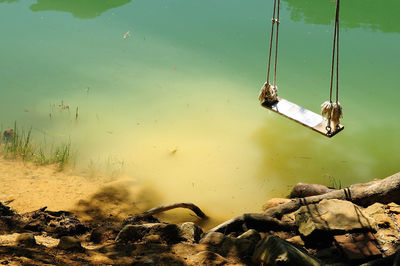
[0,122,72,171]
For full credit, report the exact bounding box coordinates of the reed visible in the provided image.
[0,123,72,171]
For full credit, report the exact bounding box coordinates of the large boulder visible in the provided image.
[295,199,374,236]
[252,235,321,266]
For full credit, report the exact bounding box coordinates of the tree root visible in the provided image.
[209,172,400,234]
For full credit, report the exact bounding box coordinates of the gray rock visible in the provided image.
[16,233,37,247]
[295,199,374,236]
[57,236,84,251]
[252,235,321,266]
[238,229,261,243]
[179,222,203,243]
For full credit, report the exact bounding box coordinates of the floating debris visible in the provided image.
[122,30,131,40]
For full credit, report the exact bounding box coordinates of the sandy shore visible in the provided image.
[0,157,146,222]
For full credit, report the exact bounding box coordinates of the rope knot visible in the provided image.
[259,82,278,104]
[321,101,343,130]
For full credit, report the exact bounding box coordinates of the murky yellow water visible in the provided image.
[1,0,399,223]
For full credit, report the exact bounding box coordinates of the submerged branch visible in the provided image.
[134,202,207,220]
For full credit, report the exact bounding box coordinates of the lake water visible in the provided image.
[1,0,399,222]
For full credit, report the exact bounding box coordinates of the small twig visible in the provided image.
[3,199,14,205]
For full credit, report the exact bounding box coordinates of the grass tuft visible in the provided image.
[0,122,72,171]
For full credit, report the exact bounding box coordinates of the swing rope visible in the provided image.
[322,0,343,133]
[259,0,281,104]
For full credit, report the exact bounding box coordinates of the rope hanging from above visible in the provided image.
[321,0,343,134]
[258,0,281,105]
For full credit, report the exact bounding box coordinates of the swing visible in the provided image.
[259,0,344,138]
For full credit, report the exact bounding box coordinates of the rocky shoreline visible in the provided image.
[0,173,399,265]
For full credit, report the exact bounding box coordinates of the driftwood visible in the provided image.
[207,213,295,234]
[133,203,207,220]
[289,183,336,198]
[209,172,400,234]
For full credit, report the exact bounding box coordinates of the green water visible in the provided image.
[1,0,399,221]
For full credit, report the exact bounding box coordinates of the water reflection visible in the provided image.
[0,0,131,19]
[283,0,400,34]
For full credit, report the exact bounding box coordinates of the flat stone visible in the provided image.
[16,233,37,247]
[334,233,381,260]
[295,199,374,236]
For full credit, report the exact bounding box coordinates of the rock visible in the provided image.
[363,202,400,254]
[179,222,203,243]
[289,183,335,198]
[20,209,88,237]
[224,238,254,257]
[334,233,382,260]
[200,231,254,258]
[262,198,292,211]
[90,227,106,244]
[57,236,83,251]
[16,233,37,247]
[360,249,400,266]
[115,223,182,243]
[315,247,344,264]
[187,251,228,265]
[0,202,14,216]
[142,234,163,244]
[252,235,321,266]
[295,199,374,236]
[199,232,226,246]
[387,202,400,214]
[115,224,146,242]
[238,229,261,244]
[286,235,304,246]
[2,129,14,142]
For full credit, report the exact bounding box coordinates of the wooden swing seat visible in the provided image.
[261,97,344,137]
